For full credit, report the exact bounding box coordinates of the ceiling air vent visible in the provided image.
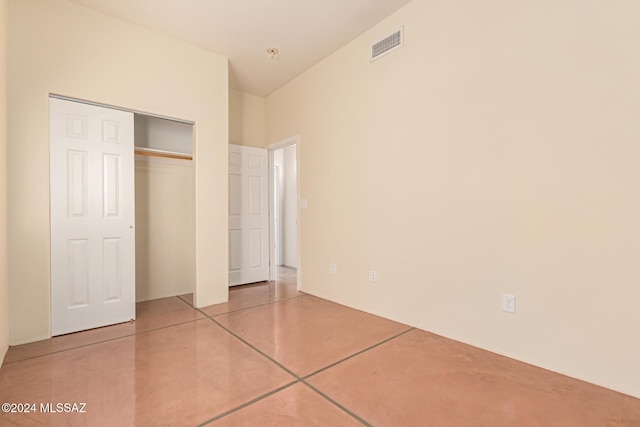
[371,27,403,62]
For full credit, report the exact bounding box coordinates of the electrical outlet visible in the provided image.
[502,294,516,313]
[330,263,337,275]
[370,270,377,283]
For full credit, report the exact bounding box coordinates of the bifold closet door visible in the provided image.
[50,97,136,336]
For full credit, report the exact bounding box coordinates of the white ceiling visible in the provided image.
[69,0,413,97]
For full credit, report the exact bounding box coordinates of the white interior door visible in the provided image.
[229,144,269,286]
[50,97,135,336]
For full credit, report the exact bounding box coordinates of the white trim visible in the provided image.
[268,150,276,281]
[266,135,299,151]
[267,136,301,291]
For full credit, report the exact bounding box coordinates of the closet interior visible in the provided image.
[134,114,195,302]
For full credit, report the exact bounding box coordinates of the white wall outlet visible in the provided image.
[330,263,337,275]
[370,270,377,283]
[502,294,516,313]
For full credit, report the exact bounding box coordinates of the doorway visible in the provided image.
[268,137,299,286]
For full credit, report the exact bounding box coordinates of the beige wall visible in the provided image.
[135,157,195,301]
[8,0,228,344]
[229,89,266,147]
[267,0,640,397]
[0,0,9,365]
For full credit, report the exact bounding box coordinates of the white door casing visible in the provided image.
[228,144,269,286]
[50,97,135,336]
[273,165,282,266]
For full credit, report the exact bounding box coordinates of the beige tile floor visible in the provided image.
[1,266,639,426]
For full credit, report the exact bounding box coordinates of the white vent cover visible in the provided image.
[371,27,404,62]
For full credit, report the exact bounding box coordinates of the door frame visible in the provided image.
[273,164,282,266]
[266,136,301,290]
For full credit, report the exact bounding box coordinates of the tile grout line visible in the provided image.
[199,294,405,382]
[201,297,413,427]
[301,380,373,427]
[196,380,300,426]
[206,315,302,380]
[165,292,404,426]
[291,327,416,427]
[3,303,207,364]
[183,288,318,426]
[181,292,308,318]
[5,276,296,363]
[302,326,415,380]
[210,293,308,317]
[199,310,374,427]
[175,294,193,306]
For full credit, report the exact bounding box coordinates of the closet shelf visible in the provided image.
[134,147,192,161]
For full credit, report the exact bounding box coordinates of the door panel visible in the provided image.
[102,154,121,217]
[50,97,135,336]
[68,239,89,307]
[228,144,269,286]
[249,228,264,268]
[67,150,88,217]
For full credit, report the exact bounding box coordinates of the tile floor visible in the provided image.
[1,267,639,426]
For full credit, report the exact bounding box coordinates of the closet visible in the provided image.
[50,97,194,335]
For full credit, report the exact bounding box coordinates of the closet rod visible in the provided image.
[134,147,193,161]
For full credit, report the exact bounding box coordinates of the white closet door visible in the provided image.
[229,144,269,286]
[50,97,135,336]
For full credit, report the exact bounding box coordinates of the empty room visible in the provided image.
[0,0,639,425]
